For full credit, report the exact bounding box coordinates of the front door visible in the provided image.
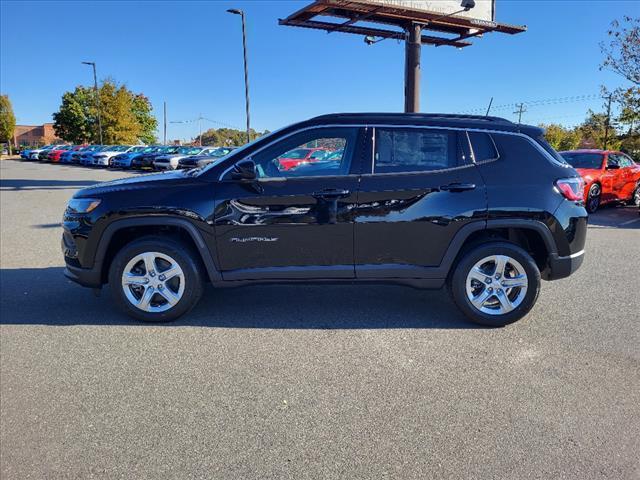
[214,127,364,279]
[353,127,487,277]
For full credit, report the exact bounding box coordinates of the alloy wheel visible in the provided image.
[465,255,529,316]
[121,252,185,313]
[588,184,600,212]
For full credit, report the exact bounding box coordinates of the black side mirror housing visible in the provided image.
[607,164,620,170]
[231,159,257,181]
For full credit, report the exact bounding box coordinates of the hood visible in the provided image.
[74,170,195,197]
[575,168,602,179]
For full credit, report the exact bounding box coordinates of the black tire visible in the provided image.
[108,236,204,322]
[449,241,541,327]
[630,182,640,207]
[586,183,601,214]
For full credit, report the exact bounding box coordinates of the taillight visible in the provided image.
[555,177,585,202]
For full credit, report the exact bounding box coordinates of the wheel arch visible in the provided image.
[95,217,221,284]
[440,220,557,279]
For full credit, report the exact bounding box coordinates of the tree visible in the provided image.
[53,86,96,144]
[541,123,581,151]
[53,79,158,145]
[131,94,158,145]
[199,127,267,146]
[600,16,640,86]
[99,80,140,144]
[0,94,17,154]
[578,110,622,150]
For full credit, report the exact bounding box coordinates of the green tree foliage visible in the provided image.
[541,124,580,151]
[199,127,269,146]
[132,94,158,144]
[53,86,95,144]
[0,94,17,154]
[578,110,622,150]
[53,80,158,145]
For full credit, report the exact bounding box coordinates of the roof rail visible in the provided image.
[312,112,513,124]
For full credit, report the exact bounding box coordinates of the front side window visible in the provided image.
[374,128,458,174]
[607,154,620,168]
[249,128,357,178]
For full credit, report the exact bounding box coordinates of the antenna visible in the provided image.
[485,97,493,117]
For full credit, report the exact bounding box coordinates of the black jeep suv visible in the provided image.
[62,113,587,326]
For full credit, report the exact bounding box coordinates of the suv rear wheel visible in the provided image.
[108,236,204,322]
[449,242,541,327]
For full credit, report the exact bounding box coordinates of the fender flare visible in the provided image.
[94,216,222,282]
[435,219,557,276]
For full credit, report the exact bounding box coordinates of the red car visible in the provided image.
[560,149,640,213]
[47,145,73,163]
[276,147,329,171]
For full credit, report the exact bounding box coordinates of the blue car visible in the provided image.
[110,145,161,169]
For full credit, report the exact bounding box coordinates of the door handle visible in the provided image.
[312,188,351,199]
[439,183,476,192]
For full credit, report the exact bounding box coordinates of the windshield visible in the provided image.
[165,146,180,154]
[131,146,146,152]
[560,152,604,169]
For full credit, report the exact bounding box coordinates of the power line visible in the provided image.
[460,93,601,114]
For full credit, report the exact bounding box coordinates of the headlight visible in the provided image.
[67,198,101,214]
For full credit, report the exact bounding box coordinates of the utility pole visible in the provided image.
[198,113,203,146]
[514,103,526,124]
[603,94,613,150]
[227,9,252,144]
[163,101,167,145]
[404,23,422,113]
[81,61,103,144]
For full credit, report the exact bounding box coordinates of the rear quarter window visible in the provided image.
[468,132,499,162]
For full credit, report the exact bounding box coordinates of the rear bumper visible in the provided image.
[544,250,585,280]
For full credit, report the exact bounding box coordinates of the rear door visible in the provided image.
[353,127,486,277]
[214,127,364,279]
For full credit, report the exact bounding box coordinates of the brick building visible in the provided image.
[14,123,60,147]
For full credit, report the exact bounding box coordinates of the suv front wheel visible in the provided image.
[449,242,541,327]
[108,236,204,322]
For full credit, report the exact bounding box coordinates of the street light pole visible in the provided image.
[81,61,103,144]
[227,8,251,144]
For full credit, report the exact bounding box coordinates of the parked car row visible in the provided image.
[19,144,238,171]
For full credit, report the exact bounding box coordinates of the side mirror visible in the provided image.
[231,159,257,181]
[607,164,620,170]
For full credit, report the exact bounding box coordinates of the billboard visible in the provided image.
[355,0,495,23]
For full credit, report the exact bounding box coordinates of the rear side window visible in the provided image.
[468,132,498,162]
[535,136,569,165]
[374,128,459,173]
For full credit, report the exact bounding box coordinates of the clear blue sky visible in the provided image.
[1,0,638,142]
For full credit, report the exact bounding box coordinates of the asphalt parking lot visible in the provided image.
[1,158,639,479]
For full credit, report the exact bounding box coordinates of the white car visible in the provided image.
[153,146,208,170]
[92,145,143,167]
[28,145,55,160]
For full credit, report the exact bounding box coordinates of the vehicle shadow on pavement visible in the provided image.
[587,204,639,229]
[0,267,479,329]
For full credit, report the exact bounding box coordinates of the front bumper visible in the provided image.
[544,250,585,280]
[62,232,102,288]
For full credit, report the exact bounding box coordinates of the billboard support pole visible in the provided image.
[404,23,422,113]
